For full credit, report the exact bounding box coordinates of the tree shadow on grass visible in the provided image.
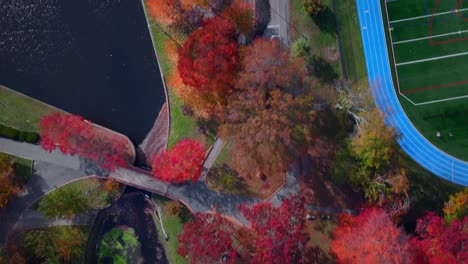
[312,7,337,37]
[207,164,253,197]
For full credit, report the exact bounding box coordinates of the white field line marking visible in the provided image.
[396,51,468,66]
[393,29,468,44]
[400,93,418,105]
[390,7,468,23]
[414,94,468,105]
[384,0,407,100]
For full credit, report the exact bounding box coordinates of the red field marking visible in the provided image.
[429,0,468,45]
[401,79,468,94]
[455,0,468,21]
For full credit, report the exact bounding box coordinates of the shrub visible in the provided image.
[165,201,182,217]
[291,38,311,58]
[0,123,40,143]
[302,0,324,16]
[0,124,19,140]
[308,55,338,83]
[18,131,40,143]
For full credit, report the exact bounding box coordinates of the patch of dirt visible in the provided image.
[137,103,169,166]
[301,139,363,210]
[323,46,340,62]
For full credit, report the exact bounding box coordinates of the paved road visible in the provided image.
[263,0,290,45]
[0,160,93,244]
[14,209,96,230]
[356,0,468,186]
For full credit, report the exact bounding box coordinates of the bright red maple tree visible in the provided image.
[330,208,415,263]
[412,212,468,264]
[177,16,239,94]
[151,139,205,183]
[177,212,240,264]
[39,113,131,170]
[239,196,310,264]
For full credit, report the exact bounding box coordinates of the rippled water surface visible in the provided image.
[0,0,165,143]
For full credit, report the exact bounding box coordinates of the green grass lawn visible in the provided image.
[0,85,59,133]
[290,0,341,75]
[335,0,367,83]
[152,195,188,264]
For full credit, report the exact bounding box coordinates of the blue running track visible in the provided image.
[356,0,468,186]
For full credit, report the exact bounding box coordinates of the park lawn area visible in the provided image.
[37,178,125,211]
[146,15,209,149]
[335,0,367,83]
[0,85,59,133]
[290,0,341,75]
[152,195,188,264]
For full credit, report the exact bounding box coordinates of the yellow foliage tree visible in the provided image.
[443,188,468,222]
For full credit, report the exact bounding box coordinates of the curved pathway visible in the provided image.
[356,0,468,186]
[0,137,263,244]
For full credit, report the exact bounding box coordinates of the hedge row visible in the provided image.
[0,123,39,143]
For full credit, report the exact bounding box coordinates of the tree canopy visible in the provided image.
[331,208,415,263]
[412,212,468,263]
[152,139,206,183]
[24,226,86,264]
[218,39,316,178]
[177,16,239,94]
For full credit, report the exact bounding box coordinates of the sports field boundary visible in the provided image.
[357,0,468,186]
[383,0,468,106]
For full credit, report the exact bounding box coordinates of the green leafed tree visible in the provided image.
[99,227,140,264]
[38,184,91,219]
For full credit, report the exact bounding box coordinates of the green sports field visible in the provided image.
[381,0,468,160]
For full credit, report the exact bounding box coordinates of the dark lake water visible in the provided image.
[0,0,165,144]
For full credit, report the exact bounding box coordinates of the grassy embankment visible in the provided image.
[146,15,209,149]
[152,195,188,264]
[0,85,58,133]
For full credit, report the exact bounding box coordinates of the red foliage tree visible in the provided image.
[177,16,239,94]
[177,213,240,264]
[152,139,205,183]
[239,196,310,264]
[412,212,468,264]
[330,208,415,263]
[39,113,131,170]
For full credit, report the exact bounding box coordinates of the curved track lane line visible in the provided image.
[356,0,468,186]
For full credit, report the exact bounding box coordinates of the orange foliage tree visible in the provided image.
[147,0,186,26]
[217,39,315,178]
[0,153,21,209]
[152,139,206,183]
[330,208,415,263]
[222,0,255,35]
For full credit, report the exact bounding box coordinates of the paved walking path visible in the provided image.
[14,209,96,231]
